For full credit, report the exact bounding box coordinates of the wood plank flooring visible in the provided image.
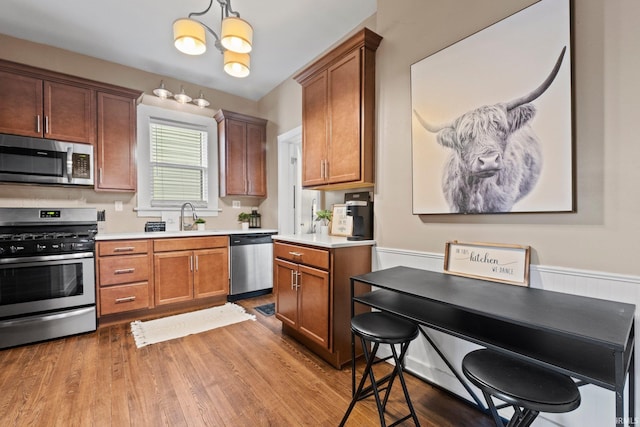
[0,295,494,426]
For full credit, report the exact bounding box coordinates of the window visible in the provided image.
[150,122,208,207]
[136,104,219,217]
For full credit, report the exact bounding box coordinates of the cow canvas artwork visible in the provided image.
[411,0,573,214]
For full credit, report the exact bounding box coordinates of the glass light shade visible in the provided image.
[220,17,253,53]
[153,80,173,99]
[173,18,206,55]
[223,51,250,78]
[174,86,192,104]
[193,91,210,108]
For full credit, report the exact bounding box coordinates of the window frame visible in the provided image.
[136,103,219,217]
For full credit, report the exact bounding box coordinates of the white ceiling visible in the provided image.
[0,0,376,101]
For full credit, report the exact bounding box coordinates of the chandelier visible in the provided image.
[173,0,253,78]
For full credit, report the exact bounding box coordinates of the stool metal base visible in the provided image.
[340,335,420,427]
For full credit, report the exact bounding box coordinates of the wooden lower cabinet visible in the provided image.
[100,282,150,315]
[194,248,229,298]
[96,236,229,324]
[154,237,229,305]
[96,239,152,316]
[274,241,372,368]
[276,259,330,348]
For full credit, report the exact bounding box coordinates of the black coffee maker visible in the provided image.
[345,192,373,241]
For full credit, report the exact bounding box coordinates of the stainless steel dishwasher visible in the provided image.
[228,233,275,301]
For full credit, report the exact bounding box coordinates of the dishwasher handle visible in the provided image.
[230,234,274,246]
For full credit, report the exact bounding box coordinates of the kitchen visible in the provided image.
[1,1,639,426]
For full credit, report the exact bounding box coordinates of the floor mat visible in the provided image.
[130,303,255,348]
[255,302,275,316]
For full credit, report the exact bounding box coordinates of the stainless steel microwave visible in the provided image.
[0,134,94,186]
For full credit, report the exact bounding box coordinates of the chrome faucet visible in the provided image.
[180,202,198,231]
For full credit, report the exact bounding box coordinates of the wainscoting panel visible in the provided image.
[372,246,639,427]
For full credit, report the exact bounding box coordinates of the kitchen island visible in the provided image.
[272,233,375,368]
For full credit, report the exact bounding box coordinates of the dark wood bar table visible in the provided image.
[350,266,636,426]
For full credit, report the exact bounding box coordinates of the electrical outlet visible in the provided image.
[232,201,241,209]
[115,201,123,211]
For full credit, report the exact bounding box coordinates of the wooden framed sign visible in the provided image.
[444,241,531,286]
[330,204,353,237]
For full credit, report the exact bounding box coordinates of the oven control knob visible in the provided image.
[36,244,47,252]
[10,245,24,254]
[0,247,4,255]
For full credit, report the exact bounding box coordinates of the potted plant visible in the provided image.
[238,212,251,230]
[315,209,332,235]
[194,217,206,231]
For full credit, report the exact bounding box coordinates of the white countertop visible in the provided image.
[96,229,279,241]
[272,233,376,249]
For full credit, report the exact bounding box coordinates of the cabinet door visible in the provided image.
[275,259,298,328]
[225,118,248,195]
[96,92,136,191]
[298,264,330,348]
[154,251,193,305]
[0,71,42,137]
[194,247,229,299]
[246,122,266,196]
[327,50,362,184]
[301,71,328,187]
[44,81,95,144]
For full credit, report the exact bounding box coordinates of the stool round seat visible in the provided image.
[351,312,419,344]
[462,349,580,414]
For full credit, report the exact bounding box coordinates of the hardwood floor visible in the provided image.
[0,295,494,426]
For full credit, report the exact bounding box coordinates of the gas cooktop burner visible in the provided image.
[0,208,97,259]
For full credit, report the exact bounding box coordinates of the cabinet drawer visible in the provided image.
[99,254,149,286]
[100,282,150,315]
[274,242,329,270]
[98,240,149,256]
[154,236,228,252]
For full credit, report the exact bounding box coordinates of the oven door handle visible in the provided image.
[0,307,95,328]
[0,252,94,265]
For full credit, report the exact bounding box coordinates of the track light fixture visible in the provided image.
[173,0,253,78]
[152,81,211,108]
[152,80,173,99]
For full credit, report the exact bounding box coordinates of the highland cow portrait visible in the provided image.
[411,0,573,214]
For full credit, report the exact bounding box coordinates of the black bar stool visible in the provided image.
[340,312,420,427]
[462,349,581,427]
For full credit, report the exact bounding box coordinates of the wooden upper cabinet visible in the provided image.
[44,81,95,144]
[0,71,43,138]
[246,122,267,196]
[215,109,268,197]
[300,72,329,187]
[225,117,248,195]
[0,59,141,192]
[96,92,137,192]
[327,51,361,184]
[0,70,95,143]
[294,28,382,190]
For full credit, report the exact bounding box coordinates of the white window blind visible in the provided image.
[150,122,208,207]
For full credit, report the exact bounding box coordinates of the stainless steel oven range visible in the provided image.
[0,207,97,349]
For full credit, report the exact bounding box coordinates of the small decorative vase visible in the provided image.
[241,222,249,230]
[197,223,205,231]
[320,225,329,235]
